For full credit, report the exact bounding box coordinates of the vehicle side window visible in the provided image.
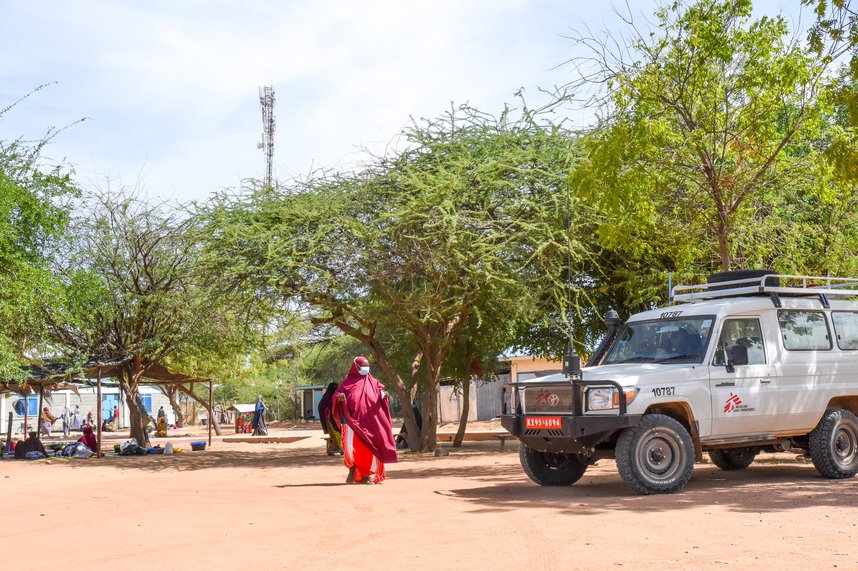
[777,310,831,351]
[832,312,858,350]
[713,318,766,365]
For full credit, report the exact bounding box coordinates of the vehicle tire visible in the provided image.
[615,414,695,494]
[808,408,858,479]
[519,445,588,486]
[707,269,779,290]
[708,448,757,470]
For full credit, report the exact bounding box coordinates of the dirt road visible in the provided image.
[3,433,856,570]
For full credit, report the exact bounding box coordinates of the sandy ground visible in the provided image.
[3,427,858,570]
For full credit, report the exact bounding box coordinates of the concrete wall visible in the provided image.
[437,378,504,423]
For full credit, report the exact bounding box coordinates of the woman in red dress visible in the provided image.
[332,356,398,484]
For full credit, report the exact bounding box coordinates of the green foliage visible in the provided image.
[200,103,588,447]
[0,91,79,379]
[571,0,837,296]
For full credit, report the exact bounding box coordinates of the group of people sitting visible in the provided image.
[10,425,99,460]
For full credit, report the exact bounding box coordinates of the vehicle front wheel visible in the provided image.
[519,445,588,486]
[616,414,695,494]
[708,448,757,471]
[808,408,858,479]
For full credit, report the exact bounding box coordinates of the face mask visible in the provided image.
[358,366,370,376]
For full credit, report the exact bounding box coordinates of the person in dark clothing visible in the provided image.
[317,382,342,455]
[252,395,268,436]
[14,431,47,459]
[396,405,423,450]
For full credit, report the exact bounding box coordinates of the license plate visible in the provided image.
[525,416,562,430]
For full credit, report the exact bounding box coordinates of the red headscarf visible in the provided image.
[332,357,398,464]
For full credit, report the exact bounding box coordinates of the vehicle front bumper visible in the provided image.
[501,413,642,455]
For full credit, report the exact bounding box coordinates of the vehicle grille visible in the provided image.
[523,385,575,413]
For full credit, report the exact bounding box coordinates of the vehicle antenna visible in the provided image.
[562,174,581,381]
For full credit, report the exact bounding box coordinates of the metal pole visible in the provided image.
[668,272,673,306]
[96,369,103,457]
[207,381,213,447]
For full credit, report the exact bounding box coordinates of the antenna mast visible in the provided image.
[258,84,276,189]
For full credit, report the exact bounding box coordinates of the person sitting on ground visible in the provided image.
[78,425,98,454]
[155,415,168,438]
[14,431,47,459]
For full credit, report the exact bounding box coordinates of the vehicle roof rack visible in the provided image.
[672,274,858,305]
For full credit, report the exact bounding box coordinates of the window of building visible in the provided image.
[832,312,858,350]
[13,396,39,416]
[778,310,832,351]
[141,394,152,413]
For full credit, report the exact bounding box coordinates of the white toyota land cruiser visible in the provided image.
[500,272,858,494]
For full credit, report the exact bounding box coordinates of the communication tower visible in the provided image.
[257,85,276,188]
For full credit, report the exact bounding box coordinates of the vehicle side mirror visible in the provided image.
[730,345,749,366]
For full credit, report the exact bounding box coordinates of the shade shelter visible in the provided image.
[1,360,212,457]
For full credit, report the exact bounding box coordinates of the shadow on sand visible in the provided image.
[34,443,858,515]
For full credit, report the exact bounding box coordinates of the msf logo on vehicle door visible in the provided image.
[723,392,756,414]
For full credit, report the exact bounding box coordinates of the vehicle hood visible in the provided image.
[528,363,705,387]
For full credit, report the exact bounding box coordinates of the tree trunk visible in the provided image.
[160,385,185,427]
[452,379,471,448]
[420,380,439,452]
[180,385,222,436]
[717,212,731,271]
[120,366,150,448]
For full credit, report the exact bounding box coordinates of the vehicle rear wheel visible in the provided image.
[519,445,588,486]
[616,414,695,494]
[808,408,858,479]
[708,448,757,470]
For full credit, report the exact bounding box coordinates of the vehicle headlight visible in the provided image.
[587,388,614,411]
[587,387,640,411]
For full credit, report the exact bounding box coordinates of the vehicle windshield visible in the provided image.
[603,316,715,365]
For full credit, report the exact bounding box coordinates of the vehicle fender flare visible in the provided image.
[643,400,703,462]
[825,396,858,420]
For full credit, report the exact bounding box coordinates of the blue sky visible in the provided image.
[1,0,804,203]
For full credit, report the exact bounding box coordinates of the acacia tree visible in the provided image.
[201,104,585,451]
[45,190,249,445]
[0,89,78,378]
[570,0,836,272]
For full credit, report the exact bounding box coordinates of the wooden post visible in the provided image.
[96,369,103,457]
[4,411,12,457]
[207,381,213,447]
[23,388,28,435]
[38,385,45,437]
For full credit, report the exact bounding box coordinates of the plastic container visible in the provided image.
[191,441,206,451]
[151,446,164,455]
[164,443,173,455]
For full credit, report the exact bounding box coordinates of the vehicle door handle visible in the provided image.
[760,379,772,384]
[715,382,735,387]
